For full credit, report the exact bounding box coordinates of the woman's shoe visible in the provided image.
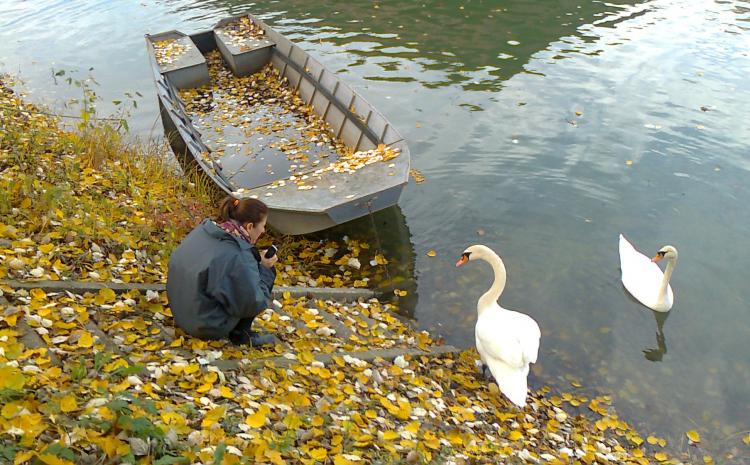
[248,330,276,347]
[229,328,275,347]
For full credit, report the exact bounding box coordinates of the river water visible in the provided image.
[2,0,749,461]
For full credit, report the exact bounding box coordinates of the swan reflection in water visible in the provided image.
[643,310,670,362]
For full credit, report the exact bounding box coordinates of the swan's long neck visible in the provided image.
[658,257,676,302]
[478,252,507,315]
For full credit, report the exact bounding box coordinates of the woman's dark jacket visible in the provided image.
[166,219,275,339]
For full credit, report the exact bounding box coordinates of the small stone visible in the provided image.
[29,267,44,278]
[347,257,361,269]
[518,449,539,463]
[406,450,420,464]
[315,327,336,337]
[146,290,160,302]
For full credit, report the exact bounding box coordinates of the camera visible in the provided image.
[264,245,278,259]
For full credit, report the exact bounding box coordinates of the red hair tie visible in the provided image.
[233,199,240,207]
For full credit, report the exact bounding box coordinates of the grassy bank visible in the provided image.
[0,78,697,465]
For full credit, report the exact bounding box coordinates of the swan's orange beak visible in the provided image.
[651,253,664,263]
[456,255,468,267]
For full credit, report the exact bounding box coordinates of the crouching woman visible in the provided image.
[167,196,278,347]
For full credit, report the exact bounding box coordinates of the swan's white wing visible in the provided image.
[475,305,540,368]
[486,358,529,407]
[619,234,670,307]
[475,305,540,407]
[512,311,541,364]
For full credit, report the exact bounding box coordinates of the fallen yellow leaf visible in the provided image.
[201,406,226,428]
[333,456,357,465]
[38,456,75,465]
[264,448,285,465]
[382,431,399,441]
[59,394,78,413]
[12,450,34,465]
[94,287,117,305]
[246,405,270,428]
[219,385,234,399]
[308,448,327,460]
[77,331,94,348]
[39,243,55,254]
[0,365,26,390]
[30,288,47,300]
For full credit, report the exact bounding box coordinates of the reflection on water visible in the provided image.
[306,205,419,319]
[2,0,750,462]
[643,310,669,363]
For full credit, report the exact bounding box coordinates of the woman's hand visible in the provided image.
[260,251,278,268]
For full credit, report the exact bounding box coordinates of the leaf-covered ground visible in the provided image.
[0,79,705,464]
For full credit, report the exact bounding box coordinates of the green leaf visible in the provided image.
[117,415,164,439]
[111,363,144,378]
[40,443,76,461]
[0,444,18,461]
[93,352,112,371]
[154,456,189,465]
[212,443,226,465]
[69,357,87,382]
[106,398,131,415]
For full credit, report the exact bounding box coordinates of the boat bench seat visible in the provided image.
[214,16,276,77]
[146,31,210,89]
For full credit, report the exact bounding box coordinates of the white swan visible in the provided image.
[456,245,541,407]
[619,234,678,312]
